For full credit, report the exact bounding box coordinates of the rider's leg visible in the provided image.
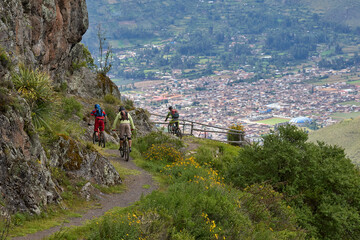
[125,124,132,151]
[119,124,126,150]
[94,119,99,137]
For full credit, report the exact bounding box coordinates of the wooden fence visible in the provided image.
[149,113,248,146]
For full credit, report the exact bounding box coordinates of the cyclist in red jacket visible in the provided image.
[88,104,107,139]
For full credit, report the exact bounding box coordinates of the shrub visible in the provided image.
[145,143,183,163]
[134,131,183,155]
[240,183,299,233]
[12,66,56,129]
[104,94,118,104]
[61,97,83,119]
[227,123,245,146]
[103,104,117,126]
[89,211,146,240]
[226,125,360,239]
[0,87,14,112]
[0,47,12,70]
[71,61,87,72]
[123,98,135,110]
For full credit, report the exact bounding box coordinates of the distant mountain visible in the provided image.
[308,117,360,164]
[82,0,360,80]
[302,0,360,28]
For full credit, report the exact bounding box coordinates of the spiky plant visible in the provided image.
[12,66,56,129]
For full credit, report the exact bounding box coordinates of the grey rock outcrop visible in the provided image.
[0,0,88,75]
[0,96,60,215]
[49,135,121,186]
[131,108,157,137]
[0,0,120,98]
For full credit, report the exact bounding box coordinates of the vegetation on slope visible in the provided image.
[308,117,360,164]
[227,125,360,239]
[49,126,360,240]
[301,0,360,27]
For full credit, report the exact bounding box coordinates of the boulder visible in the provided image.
[49,135,121,186]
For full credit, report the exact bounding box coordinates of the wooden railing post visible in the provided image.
[190,122,194,136]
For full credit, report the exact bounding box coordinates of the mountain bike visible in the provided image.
[92,123,106,148]
[113,130,130,161]
[168,122,182,139]
[120,133,130,161]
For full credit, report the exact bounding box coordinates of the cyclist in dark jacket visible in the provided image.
[165,106,179,129]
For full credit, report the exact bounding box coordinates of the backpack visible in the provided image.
[171,109,179,118]
[96,107,104,117]
[120,111,129,120]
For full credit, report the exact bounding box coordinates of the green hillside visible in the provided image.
[309,117,360,164]
[83,0,360,81]
[302,0,360,27]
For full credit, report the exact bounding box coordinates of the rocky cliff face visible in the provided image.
[0,0,120,98]
[0,93,61,214]
[0,0,122,215]
[0,0,87,73]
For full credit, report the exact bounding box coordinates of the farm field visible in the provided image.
[339,101,360,106]
[255,117,290,125]
[330,112,360,120]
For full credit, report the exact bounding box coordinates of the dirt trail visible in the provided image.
[11,149,158,240]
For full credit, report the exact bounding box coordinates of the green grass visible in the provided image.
[255,117,290,125]
[110,160,141,179]
[7,201,90,238]
[93,183,126,194]
[339,101,360,106]
[199,58,211,64]
[320,49,334,57]
[329,112,360,121]
[348,80,360,85]
[309,117,360,164]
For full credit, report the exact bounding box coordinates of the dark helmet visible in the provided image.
[168,106,173,110]
[119,106,125,112]
[95,104,100,109]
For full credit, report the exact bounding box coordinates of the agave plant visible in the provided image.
[12,66,56,129]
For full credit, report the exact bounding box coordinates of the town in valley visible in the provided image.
[119,66,360,141]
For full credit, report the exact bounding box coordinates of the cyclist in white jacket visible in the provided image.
[112,106,135,152]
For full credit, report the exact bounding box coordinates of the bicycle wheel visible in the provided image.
[119,146,124,158]
[123,140,129,161]
[99,132,106,148]
[175,127,182,139]
[92,132,96,144]
[167,124,171,134]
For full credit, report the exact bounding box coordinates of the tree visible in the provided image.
[96,24,112,75]
[226,125,360,239]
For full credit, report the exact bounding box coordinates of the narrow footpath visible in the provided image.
[11,149,158,240]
